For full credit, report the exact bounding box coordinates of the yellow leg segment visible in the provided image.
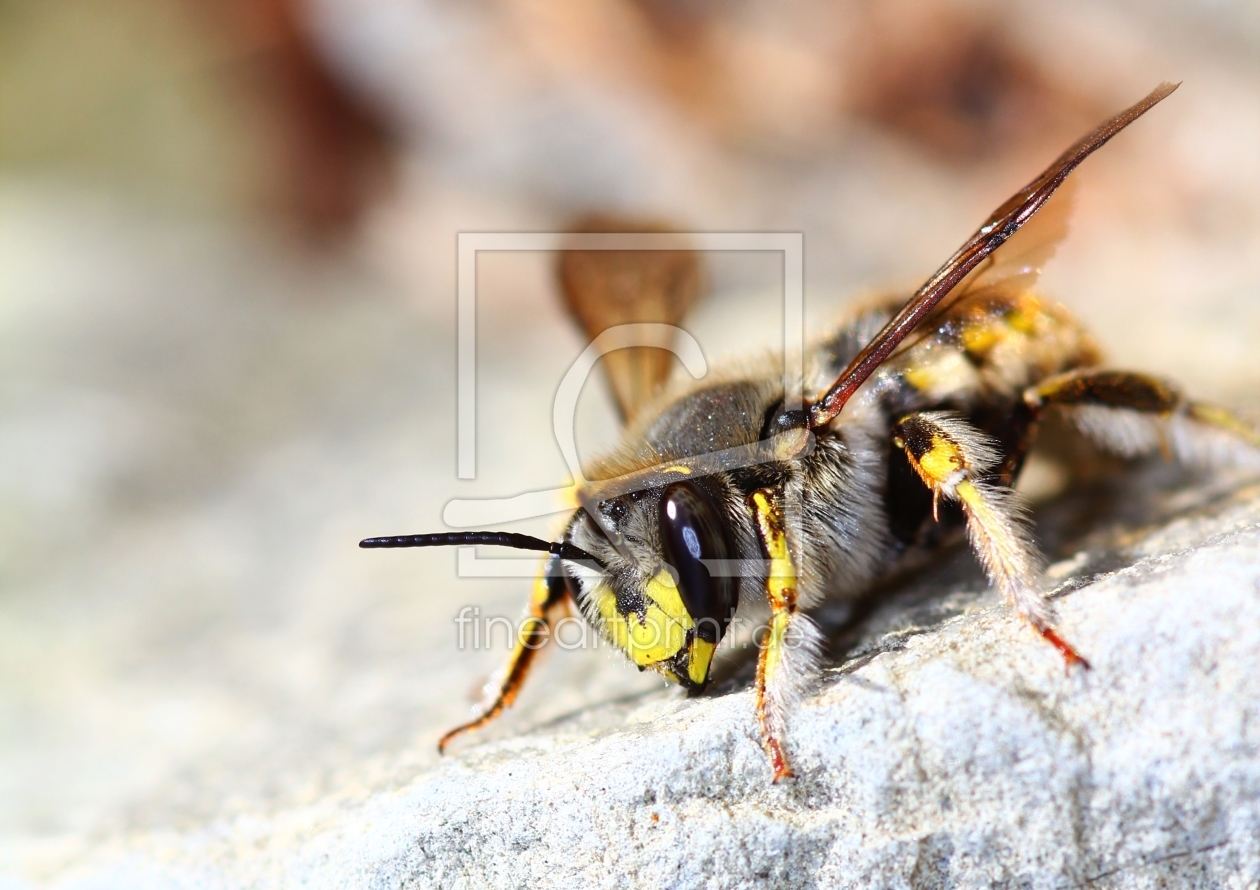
[894,412,1089,669]
[748,488,801,782]
[438,555,568,752]
[1187,402,1260,449]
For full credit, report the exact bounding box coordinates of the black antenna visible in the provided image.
[359,531,604,568]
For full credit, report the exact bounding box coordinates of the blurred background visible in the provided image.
[3,0,1260,875]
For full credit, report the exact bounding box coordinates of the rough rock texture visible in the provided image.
[373,504,1260,890]
[21,468,1260,889]
[6,2,1260,886]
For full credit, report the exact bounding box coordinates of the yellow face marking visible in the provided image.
[644,571,691,627]
[593,570,693,669]
[662,465,692,475]
[687,638,716,686]
[593,583,632,653]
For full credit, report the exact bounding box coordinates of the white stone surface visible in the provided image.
[15,473,1260,889]
[6,2,1260,885]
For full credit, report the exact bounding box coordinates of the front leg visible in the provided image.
[893,412,1089,669]
[746,489,822,782]
[438,554,569,752]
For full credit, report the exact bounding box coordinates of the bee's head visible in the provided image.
[358,475,746,690]
[563,477,743,690]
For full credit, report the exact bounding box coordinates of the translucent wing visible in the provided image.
[889,175,1078,357]
[960,173,1077,297]
[557,215,705,423]
[808,82,1178,429]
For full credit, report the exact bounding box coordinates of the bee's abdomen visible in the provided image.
[872,290,1101,415]
[848,290,1098,546]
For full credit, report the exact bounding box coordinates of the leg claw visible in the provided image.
[1041,627,1092,672]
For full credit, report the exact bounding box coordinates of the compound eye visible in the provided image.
[658,481,738,643]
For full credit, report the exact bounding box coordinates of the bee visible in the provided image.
[361,82,1260,781]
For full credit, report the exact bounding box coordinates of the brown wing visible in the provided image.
[808,82,1179,429]
[557,215,705,423]
[887,174,1078,358]
[964,172,1076,295]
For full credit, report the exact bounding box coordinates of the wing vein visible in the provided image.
[807,81,1179,429]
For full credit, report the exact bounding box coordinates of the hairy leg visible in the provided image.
[746,488,822,782]
[1024,368,1260,466]
[893,412,1088,668]
[438,554,569,752]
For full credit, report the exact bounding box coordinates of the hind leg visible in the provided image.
[1019,369,1260,467]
